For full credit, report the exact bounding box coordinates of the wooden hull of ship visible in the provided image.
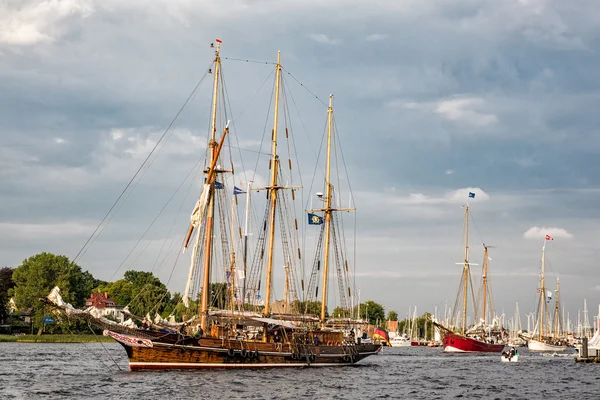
[442,333,505,353]
[106,330,382,370]
[527,338,567,352]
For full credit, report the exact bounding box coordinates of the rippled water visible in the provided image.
[1,343,598,399]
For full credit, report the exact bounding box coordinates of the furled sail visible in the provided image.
[190,183,211,228]
[182,183,211,307]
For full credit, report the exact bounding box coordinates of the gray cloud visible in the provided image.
[1,0,600,321]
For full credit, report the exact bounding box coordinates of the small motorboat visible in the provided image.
[501,348,519,362]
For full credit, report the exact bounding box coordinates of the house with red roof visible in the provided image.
[85,292,124,322]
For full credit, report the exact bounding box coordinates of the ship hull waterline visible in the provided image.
[106,330,382,370]
[442,333,505,353]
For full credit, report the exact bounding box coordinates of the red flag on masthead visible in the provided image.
[215,38,222,43]
[545,234,554,241]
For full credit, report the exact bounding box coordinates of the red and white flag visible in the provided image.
[545,234,554,241]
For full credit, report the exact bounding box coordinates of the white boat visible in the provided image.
[389,334,411,347]
[500,350,519,362]
[528,338,567,352]
[500,347,519,362]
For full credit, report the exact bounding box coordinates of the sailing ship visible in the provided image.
[45,40,381,369]
[522,235,567,352]
[435,192,506,353]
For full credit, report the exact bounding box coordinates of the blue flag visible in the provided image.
[468,192,476,198]
[308,213,324,225]
[233,186,245,195]
[204,178,224,189]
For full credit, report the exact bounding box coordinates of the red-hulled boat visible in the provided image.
[436,193,506,354]
[442,333,505,353]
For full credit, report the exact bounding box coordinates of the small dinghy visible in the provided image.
[501,348,519,362]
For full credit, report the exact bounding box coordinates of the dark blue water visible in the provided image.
[1,343,597,399]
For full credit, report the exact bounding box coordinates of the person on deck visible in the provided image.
[273,330,282,351]
[193,325,204,339]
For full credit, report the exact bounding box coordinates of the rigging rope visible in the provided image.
[223,57,277,65]
[281,67,327,106]
[71,65,212,266]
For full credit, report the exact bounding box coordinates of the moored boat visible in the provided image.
[389,334,411,347]
[527,338,566,352]
[443,333,505,353]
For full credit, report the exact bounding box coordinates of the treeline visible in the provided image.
[2,253,184,333]
[1,252,393,333]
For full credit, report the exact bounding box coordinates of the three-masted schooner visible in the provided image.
[45,39,381,370]
[435,192,506,353]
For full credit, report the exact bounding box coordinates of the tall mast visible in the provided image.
[583,299,589,337]
[242,180,252,304]
[539,239,547,340]
[554,278,560,339]
[229,196,236,312]
[199,39,222,331]
[481,246,489,326]
[461,204,469,335]
[263,51,282,317]
[320,94,334,324]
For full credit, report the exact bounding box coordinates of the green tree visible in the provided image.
[359,300,385,326]
[210,282,228,310]
[0,267,15,323]
[387,310,398,321]
[98,270,170,318]
[197,282,229,311]
[398,313,433,339]
[168,292,199,321]
[293,300,325,317]
[9,253,92,333]
[398,318,409,334]
[332,306,351,318]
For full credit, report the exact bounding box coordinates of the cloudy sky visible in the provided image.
[2,0,600,328]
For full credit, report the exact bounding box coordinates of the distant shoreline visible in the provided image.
[0,334,115,343]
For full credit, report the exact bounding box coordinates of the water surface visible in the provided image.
[1,343,596,399]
